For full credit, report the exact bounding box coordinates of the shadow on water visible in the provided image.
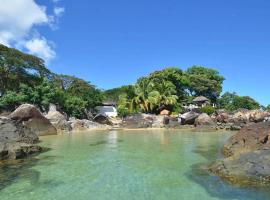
[0,151,62,192]
[186,145,270,200]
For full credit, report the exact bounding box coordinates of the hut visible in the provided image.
[192,96,210,107]
[95,101,118,117]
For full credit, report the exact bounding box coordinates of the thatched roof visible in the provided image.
[193,96,209,102]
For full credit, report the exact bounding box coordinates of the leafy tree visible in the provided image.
[185,66,225,102]
[148,67,188,99]
[218,92,260,111]
[63,96,87,118]
[54,75,104,109]
[0,44,51,94]
[0,79,65,111]
[104,85,136,103]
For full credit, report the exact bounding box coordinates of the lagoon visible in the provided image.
[0,130,269,200]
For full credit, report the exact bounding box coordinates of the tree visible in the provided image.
[104,85,136,103]
[266,105,270,112]
[148,67,188,99]
[0,44,51,94]
[55,75,104,109]
[218,92,260,111]
[185,66,225,102]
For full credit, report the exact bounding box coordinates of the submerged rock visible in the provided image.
[9,104,57,136]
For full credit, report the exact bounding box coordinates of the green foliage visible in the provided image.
[200,106,216,115]
[104,85,135,103]
[0,44,51,94]
[218,92,260,111]
[185,66,225,102]
[0,91,27,109]
[266,105,270,112]
[55,75,104,109]
[63,96,87,118]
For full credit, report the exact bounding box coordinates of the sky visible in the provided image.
[0,0,270,105]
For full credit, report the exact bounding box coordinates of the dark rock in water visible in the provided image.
[209,122,270,185]
[9,104,57,136]
[180,111,200,125]
[209,149,270,185]
[223,122,270,157]
[0,117,44,160]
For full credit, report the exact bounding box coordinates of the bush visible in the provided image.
[200,106,216,115]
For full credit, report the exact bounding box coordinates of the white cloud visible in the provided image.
[25,37,56,62]
[0,0,64,62]
[54,7,65,17]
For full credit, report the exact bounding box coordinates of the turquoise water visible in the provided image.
[1,130,270,200]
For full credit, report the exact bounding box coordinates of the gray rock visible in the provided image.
[180,112,200,125]
[195,113,215,126]
[0,117,44,160]
[45,109,71,132]
[9,104,57,136]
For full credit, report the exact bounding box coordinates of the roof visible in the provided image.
[193,96,209,102]
[102,101,117,106]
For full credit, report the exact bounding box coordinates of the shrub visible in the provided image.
[200,106,216,115]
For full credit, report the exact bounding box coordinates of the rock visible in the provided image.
[9,104,57,136]
[215,110,231,123]
[152,115,166,128]
[209,122,270,185]
[223,122,270,157]
[209,149,270,185]
[195,113,215,126]
[180,111,200,125]
[122,114,155,128]
[70,119,110,131]
[0,117,44,160]
[45,109,71,132]
[249,110,269,123]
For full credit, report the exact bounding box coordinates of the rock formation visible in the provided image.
[9,104,57,136]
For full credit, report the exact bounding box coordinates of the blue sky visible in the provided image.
[1,0,270,105]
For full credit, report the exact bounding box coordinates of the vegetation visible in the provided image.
[0,44,103,118]
[0,44,264,118]
[200,106,216,115]
[218,92,260,111]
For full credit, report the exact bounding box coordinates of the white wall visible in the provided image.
[95,106,118,117]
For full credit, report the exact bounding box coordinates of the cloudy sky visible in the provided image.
[0,0,270,105]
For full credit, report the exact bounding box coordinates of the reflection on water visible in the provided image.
[0,130,270,200]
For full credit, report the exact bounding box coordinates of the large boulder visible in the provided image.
[0,117,44,160]
[209,122,270,185]
[180,111,200,125]
[223,122,270,157]
[45,105,71,132]
[195,113,215,126]
[249,110,269,123]
[9,104,57,136]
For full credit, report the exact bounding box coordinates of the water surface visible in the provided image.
[1,130,270,200]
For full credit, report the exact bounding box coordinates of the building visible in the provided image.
[95,102,118,117]
[192,96,210,107]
